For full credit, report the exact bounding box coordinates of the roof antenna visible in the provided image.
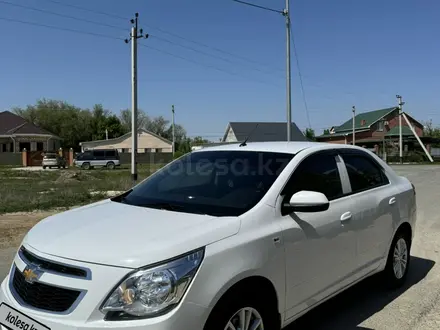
[239,124,259,147]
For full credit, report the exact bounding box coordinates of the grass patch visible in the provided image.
[0,164,166,214]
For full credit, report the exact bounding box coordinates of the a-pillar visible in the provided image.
[22,148,27,167]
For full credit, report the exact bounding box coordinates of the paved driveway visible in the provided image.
[11,166,62,171]
[1,165,440,329]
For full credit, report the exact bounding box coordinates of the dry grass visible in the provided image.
[0,164,164,214]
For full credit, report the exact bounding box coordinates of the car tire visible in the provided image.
[43,166,46,170]
[81,162,91,170]
[204,292,279,330]
[106,162,115,170]
[382,230,411,289]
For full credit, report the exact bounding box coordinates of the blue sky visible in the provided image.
[0,0,439,141]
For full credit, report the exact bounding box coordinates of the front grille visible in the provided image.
[20,247,87,278]
[12,267,81,313]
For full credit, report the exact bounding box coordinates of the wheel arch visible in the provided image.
[395,221,412,246]
[204,274,281,328]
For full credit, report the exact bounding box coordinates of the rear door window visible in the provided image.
[341,153,389,193]
[93,150,105,159]
[105,150,116,159]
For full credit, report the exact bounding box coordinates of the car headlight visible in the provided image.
[100,248,204,319]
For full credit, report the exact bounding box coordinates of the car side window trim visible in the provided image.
[335,154,352,194]
[338,151,391,196]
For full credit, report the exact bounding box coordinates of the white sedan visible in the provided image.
[0,142,416,330]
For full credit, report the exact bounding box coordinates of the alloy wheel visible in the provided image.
[393,238,408,279]
[224,307,264,330]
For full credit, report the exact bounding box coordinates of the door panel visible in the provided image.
[340,152,396,277]
[281,196,356,319]
[279,151,357,320]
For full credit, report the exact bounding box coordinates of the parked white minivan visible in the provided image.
[0,142,416,330]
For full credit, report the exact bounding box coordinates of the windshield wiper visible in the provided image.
[144,202,208,215]
[147,202,183,212]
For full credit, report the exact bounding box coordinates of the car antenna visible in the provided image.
[239,123,259,147]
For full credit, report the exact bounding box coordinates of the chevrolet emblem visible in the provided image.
[22,265,42,284]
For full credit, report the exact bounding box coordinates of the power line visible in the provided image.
[40,0,129,21]
[146,25,284,73]
[0,16,124,41]
[0,15,281,86]
[290,24,311,128]
[38,0,284,72]
[150,34,284,79]
[138,43,282,87]
[0,0,126,31]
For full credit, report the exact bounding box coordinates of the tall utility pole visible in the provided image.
[125,13,148,184]
[284,0,292,141]
[172,105,175,157]
[233,0,292,141]
[352,106,356,146]
[396,95,404,164]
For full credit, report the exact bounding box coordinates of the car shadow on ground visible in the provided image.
[285,256,435,329]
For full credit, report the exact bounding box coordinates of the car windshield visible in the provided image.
[115,150,294,217]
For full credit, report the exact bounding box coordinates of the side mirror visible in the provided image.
[288,190,330,212]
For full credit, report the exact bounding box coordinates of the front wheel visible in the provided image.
[81,162,91,170]
[204,296,279,330]
[382,230,411,288]
[106,162,115,170]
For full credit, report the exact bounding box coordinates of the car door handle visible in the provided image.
[389,197,396,205]
[340,212,352,222]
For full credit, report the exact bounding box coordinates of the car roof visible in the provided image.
[192,141,364,155]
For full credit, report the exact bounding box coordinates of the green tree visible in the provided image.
[303,128,316,141]
[191,136,210,146]
[423,120,440,138]
[120,108,149,132]
[12,99,125,150]
[323,129,330,135]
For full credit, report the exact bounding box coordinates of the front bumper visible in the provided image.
[0,247,208,330]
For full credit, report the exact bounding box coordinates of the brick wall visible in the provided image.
[387,115,423,136]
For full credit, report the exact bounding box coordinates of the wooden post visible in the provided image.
[58,147,63,157]
[22,148,27,167]
[69,148,74,167]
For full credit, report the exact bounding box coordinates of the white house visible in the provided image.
[79,129,172,153]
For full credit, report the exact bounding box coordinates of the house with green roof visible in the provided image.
[316,107,424,150]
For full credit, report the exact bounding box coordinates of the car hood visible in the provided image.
[23,199,240,269]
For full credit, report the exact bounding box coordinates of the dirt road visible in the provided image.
[0,211,55,279]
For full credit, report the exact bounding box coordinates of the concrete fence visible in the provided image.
[0,153,22,166]
[119,152,173,165]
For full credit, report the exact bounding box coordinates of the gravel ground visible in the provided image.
[1,165,440,329]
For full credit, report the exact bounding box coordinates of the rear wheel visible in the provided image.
[81,162,91,170]
[383,230,411,288]
[42,166,46,169]
[106,162,115,170]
